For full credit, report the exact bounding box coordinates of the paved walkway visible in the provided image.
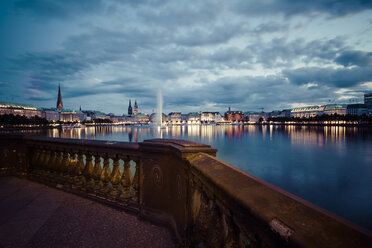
[0,177,176,248]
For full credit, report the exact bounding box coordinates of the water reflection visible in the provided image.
[7,124,372,229]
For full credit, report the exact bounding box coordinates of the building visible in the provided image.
[168,112,182,125]
[245,111,264,123]
[134,100,138,116]
[149,113,168,123]
[59,110,80,122]
[128,99,133,116]
[323,104,347,115]
[56,84,63,110]
[347,104,368,116]
[224,108,244,122]
[137,113,149,124]
[291,106,324,118]
[41,109,60,122]
[200,112,222,123]
[365,93,372,116]
[185,112,200,124]
[0,102,42,118]
[365,93,372,108]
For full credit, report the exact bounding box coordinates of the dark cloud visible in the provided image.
[283,66,372,88]
[231,0,372,18]
[334,51,372,67]
[13,0,108,19]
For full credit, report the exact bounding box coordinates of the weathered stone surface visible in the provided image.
[0,177,176,248]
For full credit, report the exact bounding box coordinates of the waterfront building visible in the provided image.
[149,113,168,123]
[185,112,201,124]
[347,104,368,116]
[245,111,264,123]
[290,106,324,118]
[365,93,372,108]
[323,104,347,115]
[224,108,244,122]
[56,84,63,110]
[59,110,79,122]
[168,112,182,125]
[128,99,133,116]
[41,109,60,122]
[0,102,42,118]
[201,112,222,123]
[365,93,372,116]
[137,113,150,124]
[134,100,138,116]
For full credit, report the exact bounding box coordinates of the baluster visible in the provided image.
[109,155,121,199]
[74,151,85,189]
[37,148,47,182]
[31,148,41,180]
[44,149,54,184]
[60,149,69,185]
[92,153,102,193]
[120,157,132,199]
[51,150,62,185]
[67,152,77,189]
[132,159,140,197]
[100,154,111,195]
[83,152,94,191]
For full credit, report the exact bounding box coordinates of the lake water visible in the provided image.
[37,124,372,229]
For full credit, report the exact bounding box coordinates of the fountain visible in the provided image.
[156,89,163,127]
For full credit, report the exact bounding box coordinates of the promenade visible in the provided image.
[0,177,176,248]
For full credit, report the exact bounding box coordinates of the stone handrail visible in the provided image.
[187,153,372,247]
[0,134,371,247]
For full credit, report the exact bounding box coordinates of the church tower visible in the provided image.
[128,99,133,115]
[56,84,63,110]
[134,100,138,116]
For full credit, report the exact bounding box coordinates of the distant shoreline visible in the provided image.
[1,122,372,132]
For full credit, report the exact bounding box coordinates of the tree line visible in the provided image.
[0,114,49,125]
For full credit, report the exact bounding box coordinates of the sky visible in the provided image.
[0,0,372,115]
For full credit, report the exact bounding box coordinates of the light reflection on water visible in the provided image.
[23,125,372,229]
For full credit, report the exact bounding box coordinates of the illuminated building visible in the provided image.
[291,106,324,118]
[201,112,222,123]
[185,112,200,124]
[137,113,150,124]
[224,108,244,122]
[323,104,347,115]
[168,112,182,125]
[0,102,42,118]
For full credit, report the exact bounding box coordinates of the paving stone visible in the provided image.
[0,177,176,248]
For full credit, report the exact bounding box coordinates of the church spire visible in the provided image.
[134,99,138,116]
[128,99,133,115]
[56,84,63,109]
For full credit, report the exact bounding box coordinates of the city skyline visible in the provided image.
[1,1,372,115]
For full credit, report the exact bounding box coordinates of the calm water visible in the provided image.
[32,125,372,229]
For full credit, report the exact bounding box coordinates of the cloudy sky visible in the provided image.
[0,0,372,115]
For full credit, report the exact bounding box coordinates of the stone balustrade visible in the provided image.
[0,134,371,247]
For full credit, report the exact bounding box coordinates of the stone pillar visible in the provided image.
[138,139,217,243]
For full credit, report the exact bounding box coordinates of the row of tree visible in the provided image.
[0,114,113,126]
[0,114,49,125]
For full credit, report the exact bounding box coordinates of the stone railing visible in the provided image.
[0,134,371,247]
